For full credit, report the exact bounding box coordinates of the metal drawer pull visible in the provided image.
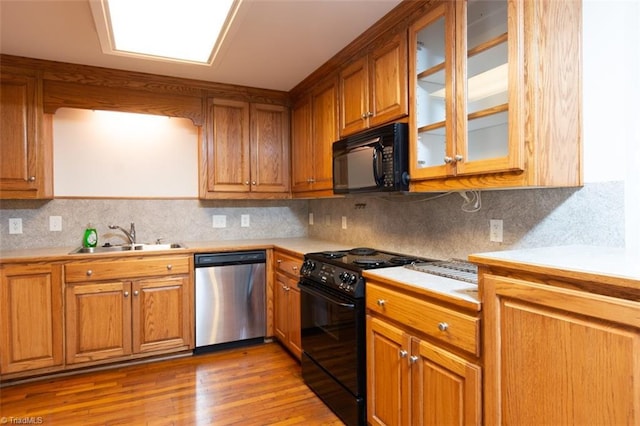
[399,350,408,358]
[438,322,449,332]
[167,264,172,270]
[409,355,419,364]
[133,290,139,296]
[124,291,129,297]
[86,270,93,277]
[377,299,386,307]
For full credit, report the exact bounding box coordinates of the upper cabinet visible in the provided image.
[409,0,582,191]
[291,77,338,197]
[0,67,53,199]
[339,31,408,138]
[200,98,290,199]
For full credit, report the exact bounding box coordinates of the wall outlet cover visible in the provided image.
[490,219,503,242]
[341,216,347,229]
[50,216,63,232]
[241,214,250,227]
[212,215,227,228]
[9,218,23,234]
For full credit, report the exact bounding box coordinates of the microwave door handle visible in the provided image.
[372,145,384,186]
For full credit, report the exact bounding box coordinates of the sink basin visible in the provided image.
[70,243,186,254]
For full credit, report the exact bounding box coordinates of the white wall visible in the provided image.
[583,0,640,250]
[53,108,199,198]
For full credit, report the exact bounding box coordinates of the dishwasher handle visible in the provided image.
[195,251,266,267]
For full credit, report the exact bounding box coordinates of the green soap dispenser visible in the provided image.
[83,224,98,248]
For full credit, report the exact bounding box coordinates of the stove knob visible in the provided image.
[301,260,316,275]
[348,274,357,284]
[338,272,348,282]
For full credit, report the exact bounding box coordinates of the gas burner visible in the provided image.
[322,251,346,259]
[353,258,386,267]
[349,247,378,256]
[389,256,418,265]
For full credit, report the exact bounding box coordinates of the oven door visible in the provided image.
[298,278,365,397]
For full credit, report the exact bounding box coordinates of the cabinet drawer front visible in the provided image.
[367,283,480,356]
[274,252,302,278]
[65,256,190,283]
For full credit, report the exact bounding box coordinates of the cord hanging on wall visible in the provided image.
[459,190,482,213]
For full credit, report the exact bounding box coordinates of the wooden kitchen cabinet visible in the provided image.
[409,0,582,191]
[481,273,640,425]
[65,255,192,365]
[291,77,338,197]
[366,280,481,426]
[0,66,53,199]
[339,31,408,137]
[0,263,63,376]
[200,98,290,199]
[273,250,302,359]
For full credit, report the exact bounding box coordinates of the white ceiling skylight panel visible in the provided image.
[90,0,239,65]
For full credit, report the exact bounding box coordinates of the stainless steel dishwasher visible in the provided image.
[194,250,266,353]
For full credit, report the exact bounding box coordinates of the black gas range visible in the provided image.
[300,247,428,299]
[298,247,433,426]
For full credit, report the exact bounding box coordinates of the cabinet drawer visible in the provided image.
[274,251,302,278]
[367,282,480,356]
[65,256,190,283]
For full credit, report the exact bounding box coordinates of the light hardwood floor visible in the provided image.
[0,343,344,425]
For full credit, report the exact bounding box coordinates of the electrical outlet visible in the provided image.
[49,216,62,232]
[341,216,347,230]
[241,214,250,227]
[9,218,23,234]
[490,219,503,242]
[308,213,314,225]
[212,215,227,228]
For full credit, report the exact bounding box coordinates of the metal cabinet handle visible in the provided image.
[409,355,419,364]
[444,156,453,164]
[124,291,129,297]
[166,264,173,270]
[376,299,386,307]
[367,111,373,117]
[133,290,139,296]
[28,176,36,182]
[292,266,298,271]
[244,181,250,185]
[277,259,282,264]
[454,154,463,162]
[399,350,408,358]
[438,322,449,332]
[86,270,93,277]
[251,181,257,185]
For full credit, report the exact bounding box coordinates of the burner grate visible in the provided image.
[406,259,478,284]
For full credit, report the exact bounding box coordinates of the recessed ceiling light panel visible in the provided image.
[90,0,239,65]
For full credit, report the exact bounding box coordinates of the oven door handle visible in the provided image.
[298,282,356,309]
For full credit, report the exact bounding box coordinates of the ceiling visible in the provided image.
[0,0,402,92]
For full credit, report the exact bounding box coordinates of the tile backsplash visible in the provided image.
[0,182,624,257]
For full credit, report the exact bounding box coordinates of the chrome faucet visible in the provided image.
[108,222,136,245]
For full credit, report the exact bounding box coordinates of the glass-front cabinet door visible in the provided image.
[409,0,524,181]
[409,3,455,179]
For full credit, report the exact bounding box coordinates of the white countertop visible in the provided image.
[469,245,640,291]
[364,266,480,310]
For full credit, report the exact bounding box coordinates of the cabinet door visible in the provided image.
[291,97,313,192]
[0,264,63,374]
[409,2,456,180]
[367,315,411,426]
[274,272,289,344]
[204,98,251,193]
[250,103,290,193]
[0,70,52,199]
[483,274,640,425]
[453,0,523,176]
[368,32,408,129]
[66,281,132,364]
[339,56,369,137]
[287,284,302,359]
[411,337,481,426]
[132,276,191,353]
[310,78,338,192]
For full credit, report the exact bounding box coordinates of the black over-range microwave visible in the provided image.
[332,122,410,194]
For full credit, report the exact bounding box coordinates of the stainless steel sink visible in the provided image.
[70,243,186,254]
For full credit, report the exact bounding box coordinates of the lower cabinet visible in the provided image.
[366,280,481,426]
[65,255,193,366]
[0,263,63,375]
[482,273,640,425]
[273,250,303,359]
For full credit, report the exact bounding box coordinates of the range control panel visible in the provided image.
[301,259,364,297]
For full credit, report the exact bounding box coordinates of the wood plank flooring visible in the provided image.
[0,343,345,425]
